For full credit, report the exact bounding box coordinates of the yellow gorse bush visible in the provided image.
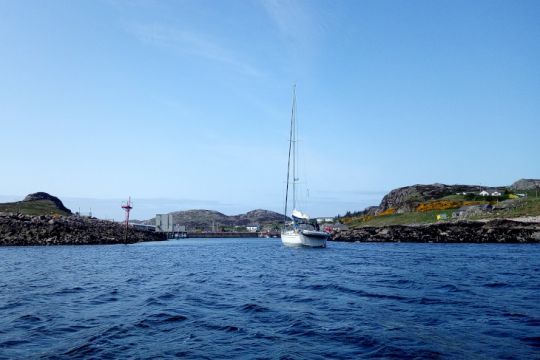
[416,200,483,212]
[378,208,397,216]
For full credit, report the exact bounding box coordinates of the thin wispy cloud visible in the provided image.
[260,0,317,48]
[127,23,264,77]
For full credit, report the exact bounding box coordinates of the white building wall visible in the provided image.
[156,214,174,232]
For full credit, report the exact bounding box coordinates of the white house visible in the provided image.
[491,191,502,197]
[479,190,490,196]
[246,225,259,232]
[316,217,335,224]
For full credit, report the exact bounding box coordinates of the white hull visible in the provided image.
[281,230,328,248]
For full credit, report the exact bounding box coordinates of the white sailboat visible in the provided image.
[281,85,329,248]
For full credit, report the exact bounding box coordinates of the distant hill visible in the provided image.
[145,209,288,230]
[0,192,72,216]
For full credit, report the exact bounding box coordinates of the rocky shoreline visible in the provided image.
[3,213,540,246]
[331,219,540,243]
[0,213,165,246]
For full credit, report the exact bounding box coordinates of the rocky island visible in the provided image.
[0,213,165,246]
[0,193,164,246]
[0,193,287,246]
[331,179,540,243]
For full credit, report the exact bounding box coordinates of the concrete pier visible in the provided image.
[186,232,259,238]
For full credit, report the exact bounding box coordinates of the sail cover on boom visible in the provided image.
[292,209,310,221]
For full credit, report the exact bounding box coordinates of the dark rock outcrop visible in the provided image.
[23,192,72,214]
[378,184,505,214]
[510,179,540,191]
[0,213,165,246]
[331,219,540,243]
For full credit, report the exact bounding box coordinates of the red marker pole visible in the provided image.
[121,197,133,244]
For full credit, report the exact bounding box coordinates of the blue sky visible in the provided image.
[1,0,539,220]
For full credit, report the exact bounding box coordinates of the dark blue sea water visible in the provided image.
[0,239,539,359]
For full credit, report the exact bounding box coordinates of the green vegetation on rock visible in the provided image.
[340,179,540,228]
[344,209,457,227]
[0,199,71,216]
[469,197,540,221]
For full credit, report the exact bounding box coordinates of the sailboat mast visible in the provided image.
[292,85,297,211]
[284,85,296,221]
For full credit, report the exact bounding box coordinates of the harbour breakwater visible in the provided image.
[0,213,165,246]
[331,219,540,243]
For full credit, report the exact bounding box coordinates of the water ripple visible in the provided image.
[0,239,538,358]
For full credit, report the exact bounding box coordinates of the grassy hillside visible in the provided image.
[0,200,71,216]
[342,195,540,228]
[470,196,540,220]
